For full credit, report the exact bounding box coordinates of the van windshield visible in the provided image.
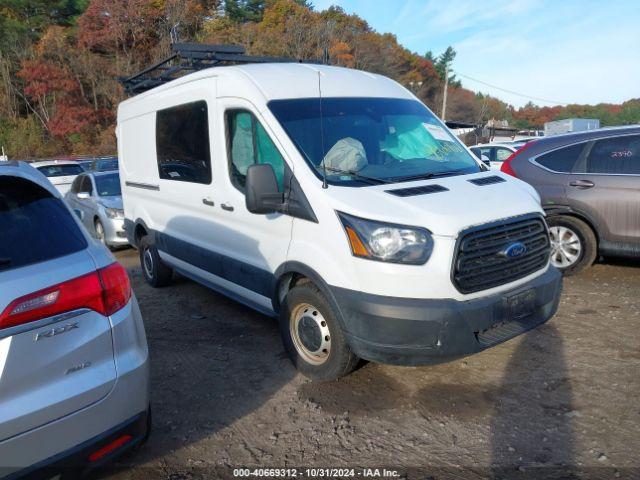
[268,97,480,185]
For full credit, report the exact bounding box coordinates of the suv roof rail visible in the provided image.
[120,43,317,95]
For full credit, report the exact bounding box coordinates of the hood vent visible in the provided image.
[386,184,449,197]
[468,175,506,186]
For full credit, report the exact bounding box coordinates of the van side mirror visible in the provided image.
[77,192,90,200]
[245,164,284,214]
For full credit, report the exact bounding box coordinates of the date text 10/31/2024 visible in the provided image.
[233,468,400,478]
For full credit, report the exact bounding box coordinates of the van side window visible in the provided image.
[156,100,212,184]
[585,135,640,175]
[226,110,284,191]
[536,143,585,173]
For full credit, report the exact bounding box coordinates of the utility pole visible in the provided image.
[441,65,449,121]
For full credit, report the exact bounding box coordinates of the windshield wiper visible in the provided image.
[323,167,389,185]
[0,258,11,269]
[389,169,467,183]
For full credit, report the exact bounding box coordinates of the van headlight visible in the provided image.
[337,212,433,265]
[105,207,124,219]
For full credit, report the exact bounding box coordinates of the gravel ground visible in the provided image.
[98,250,640,480]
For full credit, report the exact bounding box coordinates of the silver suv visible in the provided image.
[0,161,149,477]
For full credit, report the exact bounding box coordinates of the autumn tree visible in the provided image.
[2,0,639,158]
[78,0,165,72]
[18,51,100,141]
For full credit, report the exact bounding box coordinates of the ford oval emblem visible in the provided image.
[503,242,527,259]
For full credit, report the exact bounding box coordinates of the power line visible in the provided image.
[454,71,569,106]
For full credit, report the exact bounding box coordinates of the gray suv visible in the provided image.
[0,161,149,477]
[500,126,640,274]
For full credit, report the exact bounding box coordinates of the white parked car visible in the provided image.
[470,144,518,171]
[30,160,84,196]
[118,55,561,381]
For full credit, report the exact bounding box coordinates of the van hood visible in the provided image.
[326,172,543,237]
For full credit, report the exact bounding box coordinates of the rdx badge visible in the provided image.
[34,322,79,341]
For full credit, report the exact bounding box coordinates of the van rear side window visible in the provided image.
[155,100,212,184]
[0,177,87,272]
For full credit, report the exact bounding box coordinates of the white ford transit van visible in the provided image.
[118,45,562,380]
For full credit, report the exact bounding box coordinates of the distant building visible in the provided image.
[544,118,600,136]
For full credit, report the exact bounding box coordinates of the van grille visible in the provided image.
[453,215,550,294]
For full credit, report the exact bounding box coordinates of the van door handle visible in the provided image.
[569,179,595,189]
[221,202,234,212]
[202,198,215,206]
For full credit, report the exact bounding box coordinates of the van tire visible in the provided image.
[139,236,173,287]
[280,283,358,381]
[547,215,597,275]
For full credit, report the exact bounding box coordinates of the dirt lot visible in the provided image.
[100,249,640,480]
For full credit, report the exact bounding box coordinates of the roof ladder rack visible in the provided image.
[120,43,314,95]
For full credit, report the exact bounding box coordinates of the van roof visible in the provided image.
[118,63,413,113]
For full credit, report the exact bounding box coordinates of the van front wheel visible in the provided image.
[139,236,173,287]
[280,283,358,381]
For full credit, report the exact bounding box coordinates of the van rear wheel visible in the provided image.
[139,235,173,287]
[280,283,358,381]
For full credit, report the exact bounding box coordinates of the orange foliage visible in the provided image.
[329,41,354,67]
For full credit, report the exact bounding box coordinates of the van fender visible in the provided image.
[124,217,154,248]
[272,261,349,332]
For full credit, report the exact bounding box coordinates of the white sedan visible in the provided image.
[30,160,85,195]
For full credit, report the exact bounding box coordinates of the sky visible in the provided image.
[311,0,640,108]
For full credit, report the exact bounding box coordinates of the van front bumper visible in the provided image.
[332,266,562,365]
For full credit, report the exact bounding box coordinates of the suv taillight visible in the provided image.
[500,153,518,177]
[500,141,535,177]
[0,262,131,330]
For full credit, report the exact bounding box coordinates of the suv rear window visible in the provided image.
[0,177,87,272]
[535,143,585,172]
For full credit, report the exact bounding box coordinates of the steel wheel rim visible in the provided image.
[143,248,154,279]
[290,302,331,365]
[95,221,105,244]
[549,226,582,268]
